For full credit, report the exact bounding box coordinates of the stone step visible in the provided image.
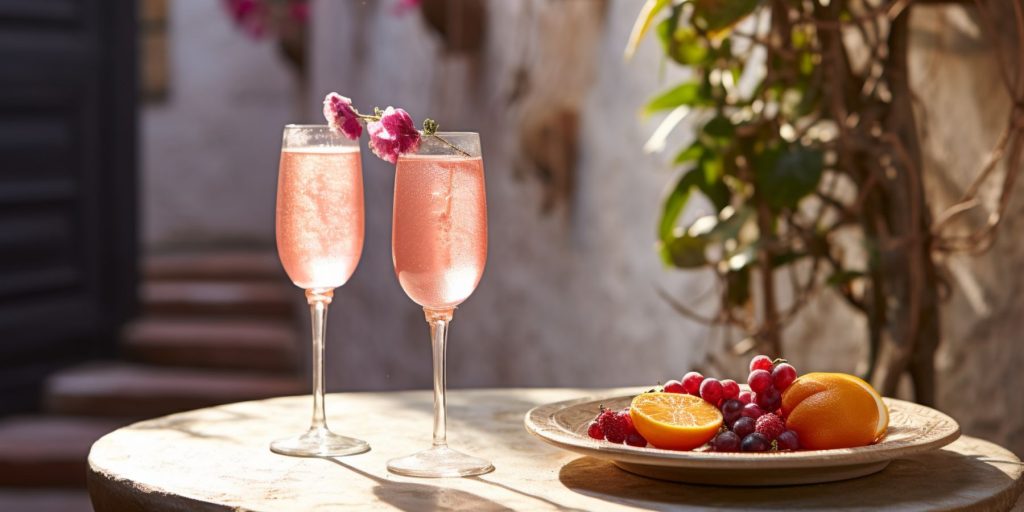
[142,280,297,319]
[121,317,300,372]
[145,251,285,281]
[0,416,125,487]
[44,363,305,418]
[0,489,93,512]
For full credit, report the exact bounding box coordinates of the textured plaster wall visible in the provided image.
[141,0,299,249]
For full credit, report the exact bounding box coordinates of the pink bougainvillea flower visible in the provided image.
[223,0,268,38]
[288,0,310,24]
[322,93,363,140]
[367,107,421,163]
[393,0,422,15]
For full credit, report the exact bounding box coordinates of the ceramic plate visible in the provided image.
[525,393,960,486]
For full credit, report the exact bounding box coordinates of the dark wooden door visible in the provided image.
[0,0,137,414]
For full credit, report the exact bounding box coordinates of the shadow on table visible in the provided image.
[325,458,515,512]
[558,450,1018,510]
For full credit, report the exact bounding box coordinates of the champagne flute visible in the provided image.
[271,125,369,457]
[386,132,493,477]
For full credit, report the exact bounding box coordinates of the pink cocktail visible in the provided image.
[392,154,487,309]
[270,125,369,458]
[387,132,493,478]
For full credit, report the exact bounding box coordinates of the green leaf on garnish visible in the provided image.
[422,118,439,136]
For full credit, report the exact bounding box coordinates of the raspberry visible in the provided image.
[620,411,636,434]
[681,371,704,395]
[772,363,798,390]
[721,379,740,400]
[599,409,629,443]
[663,379,685,394]
[699,378,724,404]
[587,421,604,440]
[755,413,786,441]
[749,355,774,373]
[625,432,648,447]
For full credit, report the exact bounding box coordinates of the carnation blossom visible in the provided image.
[322,93,363,140]
[367,107,421,163]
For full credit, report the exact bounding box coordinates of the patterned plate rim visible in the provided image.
[524,394,961,470]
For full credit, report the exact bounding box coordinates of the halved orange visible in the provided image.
[629,392,722,450]
[781,372,889,450]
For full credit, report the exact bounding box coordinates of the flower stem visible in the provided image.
[430,133,471,157]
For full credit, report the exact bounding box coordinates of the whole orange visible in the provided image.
[780,372,889,450]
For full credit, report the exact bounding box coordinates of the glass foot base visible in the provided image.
[387,446,494,478]
[270,427,370,457]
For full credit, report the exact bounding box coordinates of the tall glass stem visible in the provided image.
[307,288,334,431]
[425,308,454,448]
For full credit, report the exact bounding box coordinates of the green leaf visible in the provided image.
[665,235,708,268]
[673,142,705,165]
[827,270,865,286]
[656,6,709,66]
[755,144,824,210]
[658,169,699,242]
[696,153,730,209]
[644,82,707,115]
[692,0,761,36]
[625,0,674,59]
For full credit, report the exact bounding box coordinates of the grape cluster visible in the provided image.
[668,355,802,452]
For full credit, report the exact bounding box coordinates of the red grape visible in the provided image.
[755,386,781,412]
[737,391,753,404]
[711,431,741,452]
[721,379,740,400]
[699,378,724,404]
[663,379,685,394]
[772,363,798,391]
[741,403,765,420]
[587,421,604,440]
[681,371,704,395]
[748,369,773,393]
[749,355,774,373]
[741,432,771,452]
[720,399,744,426]
[732,416,756,438]
[777,430,800,451]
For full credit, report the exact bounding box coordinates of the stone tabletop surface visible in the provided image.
[87,388,1024,511]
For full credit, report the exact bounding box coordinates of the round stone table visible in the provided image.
[87,388,1024,511]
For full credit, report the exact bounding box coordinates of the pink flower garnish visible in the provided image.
[367,107,421,163]
[323,93,363,140]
